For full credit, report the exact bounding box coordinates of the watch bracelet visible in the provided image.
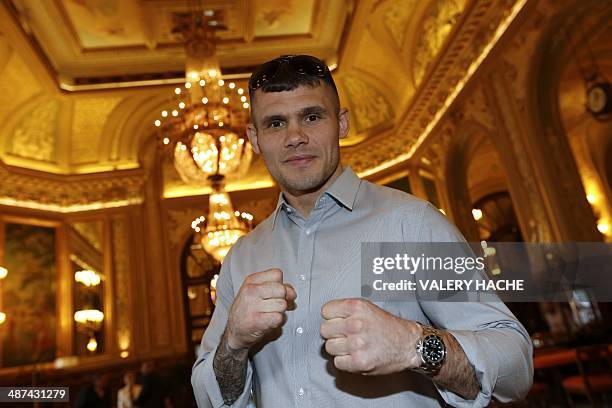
[415,324,446,375]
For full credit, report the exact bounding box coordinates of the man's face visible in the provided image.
[247,84,349,197]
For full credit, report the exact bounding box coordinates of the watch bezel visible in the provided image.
[415,326,447,375]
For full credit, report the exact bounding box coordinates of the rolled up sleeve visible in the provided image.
[412,203,534,406]
[191,248,254,408]
[192,344,254,408]
[436,323,533,407]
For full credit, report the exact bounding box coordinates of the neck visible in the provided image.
[282,164,343,218]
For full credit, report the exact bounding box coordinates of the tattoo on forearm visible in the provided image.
[213,331,249,405]
[433,332,480,400]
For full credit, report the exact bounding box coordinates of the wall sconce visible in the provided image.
[74,309,104,353]
[0,266,6,325]
[74,269,101,287]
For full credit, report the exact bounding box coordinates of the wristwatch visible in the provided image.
[414,324,447,375]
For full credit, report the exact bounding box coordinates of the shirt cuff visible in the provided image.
[434,330,497,408]
[192,345,254,408]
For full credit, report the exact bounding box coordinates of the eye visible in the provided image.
[268,120,284,129]
[305,114,320,122]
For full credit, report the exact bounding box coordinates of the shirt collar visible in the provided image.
[324,166,361,211]
[271,166,361,229]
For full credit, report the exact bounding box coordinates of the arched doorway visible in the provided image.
[179,236,219,357]
[472,192,522,242]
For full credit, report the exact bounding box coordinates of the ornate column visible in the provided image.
[481,0,602,242]
[134,137,187,356]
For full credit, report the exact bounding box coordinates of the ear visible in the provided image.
[246,123,261,154]
[338,108,350,140]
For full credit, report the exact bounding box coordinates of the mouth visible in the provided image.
[283,154,316,166]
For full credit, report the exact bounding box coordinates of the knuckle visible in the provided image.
[269,268,282,280]
[349,299,365,313]
[241,283,256,296]
[319,322,328,338]
[348,318,363,333]
[324,340,333,355]
[267,281,283,295]
[351,335,366,350]
[353,352,372,372]
[270,312,283,326]
[334,356,346,371]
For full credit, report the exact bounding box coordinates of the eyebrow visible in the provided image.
[298,105,329,117]
[260,105,330,127]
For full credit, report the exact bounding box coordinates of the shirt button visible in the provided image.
[305,228,311,235]
[298,387,305,397]
[299,274,306,281]
[296,327,304,334]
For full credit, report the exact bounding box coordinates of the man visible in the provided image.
[191,55,533,407]
[75,373,112,408]
[134,361,168,408]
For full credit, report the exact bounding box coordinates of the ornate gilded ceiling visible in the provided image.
[0,0,528,200]
[11,0,345,85]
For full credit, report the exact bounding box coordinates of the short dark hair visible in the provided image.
[248,55,339,113]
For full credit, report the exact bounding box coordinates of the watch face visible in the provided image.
[423,335,446,365]
[588,86,607,113]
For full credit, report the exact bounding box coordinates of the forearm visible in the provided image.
[431,331,480,400]
[212,329,249,405]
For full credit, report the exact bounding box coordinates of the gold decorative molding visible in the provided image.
[413,0,464,85]
[491,73,552,242]
[111,217,131,352]
[355,0,525,178]
[72,221,103,253]
[9,98,59,162]
[166,207,203,251]
[0,163,145,213]
[462,85,496,132]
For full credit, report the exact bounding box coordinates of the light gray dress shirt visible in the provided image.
[192,167,533,408]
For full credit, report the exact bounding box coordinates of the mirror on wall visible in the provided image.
[68,220,105,356]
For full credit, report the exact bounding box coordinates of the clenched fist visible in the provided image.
[226,268,297,350]
[320,298,422,375]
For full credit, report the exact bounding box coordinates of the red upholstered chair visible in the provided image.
[562,344,612,407]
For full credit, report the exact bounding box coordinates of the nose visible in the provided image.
[284,122,308,149]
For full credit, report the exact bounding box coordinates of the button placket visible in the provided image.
[293,216,319,407]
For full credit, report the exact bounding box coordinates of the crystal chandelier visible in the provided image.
[154,9,252,184]
[191,189,253,262]
[155,8,254,262]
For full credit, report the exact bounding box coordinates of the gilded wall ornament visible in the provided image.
[413,0,463,85]
[341,74,393,133]
[383,0,418,49]
[9,99,59,162]
[0,163,145,212]
[71,97,123,165]
[111,217,131,352]
[0,54,42,128]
